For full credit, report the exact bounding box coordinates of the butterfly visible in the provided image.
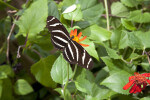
[47,16,93,69]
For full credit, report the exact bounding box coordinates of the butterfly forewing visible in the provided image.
[47,16,70,50]
[47,16,93,69]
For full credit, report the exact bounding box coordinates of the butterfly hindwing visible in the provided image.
[63,40,93,69]
[47,16,70,50]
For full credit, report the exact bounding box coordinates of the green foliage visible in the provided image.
[48,0,60,19]
[63,4,83,21]
[0,65,14,77]
[135,31,150,49]
[14,79,33,95]
[121,0,140,7]
[82,24,111,43]
[51,55,73,85]
[101,70,132,95]
[31,55,57,87]
[1,0,150,99]
[129,10,150,23]
[111,2,129,17]
[121,18,136,31]
[16,0,48,39]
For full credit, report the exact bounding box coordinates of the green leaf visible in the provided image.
[85,89,117,100]
[86,70,95,83]
[0,72,7,79]
[75,72,116,99]
[117,29,129,49]
[55,88,72,99]
[16,0,48,39]
[128,10,150,23]
[101,56,134,74]
[75,76,92,94]
[82,24,111,43]
[96,89,117,100]
[78,0,97,10]
[63,5,82,21]
[95,67,109,84]
[111,27,122,49]
[31,55,57,88]
[81,37,99,61]
[135,31,150,49]
[85,96,99,100]
[123,31,143,49]
[62,0,75,6]
[0,79,14,100]
[14,79,33,95]
[111,2,129,17]
[101,70,132,95]
[75,1,104,28]
[30,34,53,51]
[0,65,14,77]
[54,88,63,97]
[104,45,121,59]
[75,68,115,99]
[48,0,60,19]
[141,63,150,71]
[140,97,150,100]
[121,0,140,7]
[82,3,104,22]
[75,69,92,94]
[0,80,2,98]
[121,18,136,31]
[116,30,144,49]
[51,54,73,85]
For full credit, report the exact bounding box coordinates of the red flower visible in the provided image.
[70,29,89,47]
[123,72,150,94]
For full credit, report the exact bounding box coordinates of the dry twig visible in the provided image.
[6,15,19,63]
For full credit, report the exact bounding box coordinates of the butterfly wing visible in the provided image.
[63,40,93,69]
[47,16,70,50]
[47,16,93,69]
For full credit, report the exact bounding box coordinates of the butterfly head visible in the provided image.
[71,36,79,42]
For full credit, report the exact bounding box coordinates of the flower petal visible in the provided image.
[79,36,87,42]
[79,43,89,47]
[130,84,142,94]
[123,80,134,90]
[146,79,150,84]
[70,30,74,37]
[129,76,135,81]
[74,29,77,36]
[142,73,150,77]
[135,85,142,93]
[129,84,137,93]
[77,32,82,38]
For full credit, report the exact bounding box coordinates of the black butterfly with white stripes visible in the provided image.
[47,16,93,69]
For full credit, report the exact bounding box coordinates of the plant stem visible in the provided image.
[104,0,111,48]
[64,63,70,100]
[0,0,18,11]
[71,64,77,80]
[71,20,73,27]
[16,33,28,58]
[104,0,110,31]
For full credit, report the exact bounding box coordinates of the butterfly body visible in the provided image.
[47,16,93,69]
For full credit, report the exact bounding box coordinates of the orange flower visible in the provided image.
[70,29,89,47]
[123,72,150,94]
